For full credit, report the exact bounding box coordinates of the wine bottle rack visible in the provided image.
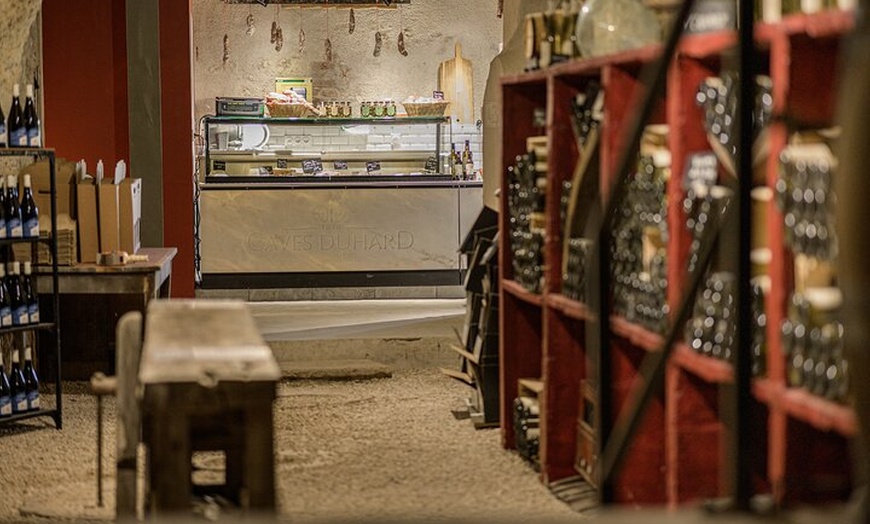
[0,148,62,430]
[498,9,856,504]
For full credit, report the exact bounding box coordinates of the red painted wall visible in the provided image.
[42,0,129,168]
[159,0,196,298]
[43,0,196,297]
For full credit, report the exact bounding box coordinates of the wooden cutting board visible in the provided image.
[438,42,474,124]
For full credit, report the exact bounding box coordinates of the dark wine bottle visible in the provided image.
[0,265,11,328]
[5,175,21,239]
[8,84,25,147]
[0,94,6,147]
[20,174,38,238]
[23,346,38,411]
[0,353,11,417]
[23,84,40,148]
[9,349,26,414]
[22,261,37,324]
[0,177,6,240]
[8,262,26,326]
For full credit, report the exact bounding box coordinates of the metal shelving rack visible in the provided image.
[0,147,61,429]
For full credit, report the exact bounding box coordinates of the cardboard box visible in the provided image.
[98,180,120,253]
[119,178,142,254]
[75,180,99,263]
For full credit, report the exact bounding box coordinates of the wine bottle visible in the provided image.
[5,175,21,238]
[23,84,40,148]
[22,261,37,324]
[462,140,474,180]
[8,84,25,147]
[0,95,6,147]
[452,143,464,179]
[8,262,26,326]
[0,176,7,240]
[20,174,38,238]
[9,349,26,414]
[0,353,11,417]
[23,346,38,411]
[0,265,10,328]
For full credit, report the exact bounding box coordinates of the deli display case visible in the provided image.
[196,115,483,289]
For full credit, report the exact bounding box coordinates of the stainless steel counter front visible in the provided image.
[198,181,483,288]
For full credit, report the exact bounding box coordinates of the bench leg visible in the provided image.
[243,403,276,513]
[149,410,191,514]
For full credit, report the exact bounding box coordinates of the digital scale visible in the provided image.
[215,97,265,117]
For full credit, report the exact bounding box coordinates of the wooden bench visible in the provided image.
[138,299,281,517]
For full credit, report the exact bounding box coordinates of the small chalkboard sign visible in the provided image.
[683,152,718,189]
[302,159,323,174]
[366,161,382,174]
[433,91,445,100]
[424,156,439,173]
[213,160,226,172]
[334,161,349,170]
[276,158,289,169]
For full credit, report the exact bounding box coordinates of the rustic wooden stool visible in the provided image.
[138,300,281,517]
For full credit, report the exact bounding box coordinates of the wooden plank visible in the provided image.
[438,42,474,124]
[115,311,143,520]
[449,343,478,364]
[139,300,281,385]
[440,367,474,385]
[518,378,544,396]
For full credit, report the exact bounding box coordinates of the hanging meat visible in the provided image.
[374,31,383,57]
[349,8,356,34]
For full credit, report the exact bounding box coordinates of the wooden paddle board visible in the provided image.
[438,42,475,124]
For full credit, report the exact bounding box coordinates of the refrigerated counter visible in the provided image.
[197,115,483,288]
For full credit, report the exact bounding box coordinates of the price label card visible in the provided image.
[258,166,274,175]
[213,160,226,172]
[302,159,323,174]
[366,161,382,174]
[276,158,289,168]
[433,91,445,101]
[424,156,439,173]
[683,152,718,189]
[333,161,349,170]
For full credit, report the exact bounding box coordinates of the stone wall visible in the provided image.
[0,1,42,173]
[192,0,502,123]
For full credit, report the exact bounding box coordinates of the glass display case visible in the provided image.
[196,115,483,289]
[202,115,466,181]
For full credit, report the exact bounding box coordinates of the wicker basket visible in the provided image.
[267,102,311,118]
[402,101,450,117]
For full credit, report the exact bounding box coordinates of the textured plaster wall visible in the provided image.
[0,1,42,173]
[192,0,502,123]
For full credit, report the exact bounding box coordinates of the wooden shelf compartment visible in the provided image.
[499,287,544,450]
[501,279,544,307]
[546,294,594,322]
[756,8,855,42]
[777,386,857,438]
[540,307,587,483]
[671,343,734,384]
[610,316,665,353]
[609,337,668,504]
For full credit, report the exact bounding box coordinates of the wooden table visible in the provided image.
[36,247,177,379]
[138,299,281,516]
[37,247,177,298]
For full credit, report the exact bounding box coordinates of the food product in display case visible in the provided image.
[265,90,320,118]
